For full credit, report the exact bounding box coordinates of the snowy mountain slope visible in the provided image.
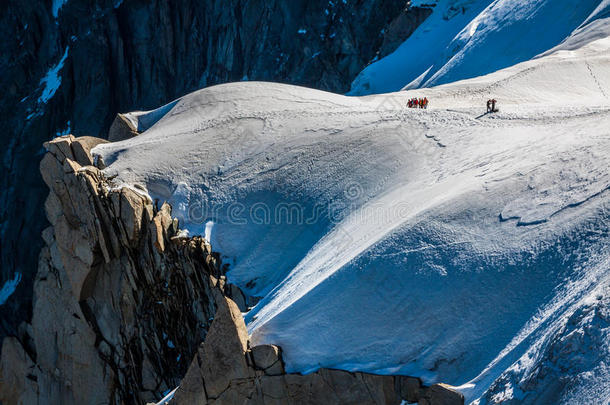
[349,0,610,95]
[93,23,610,403]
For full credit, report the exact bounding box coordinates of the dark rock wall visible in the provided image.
[0,0,432,338]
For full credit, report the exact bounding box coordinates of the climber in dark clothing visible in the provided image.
[486,99,498,113]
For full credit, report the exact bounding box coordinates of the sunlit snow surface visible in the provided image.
[96,22,610,404]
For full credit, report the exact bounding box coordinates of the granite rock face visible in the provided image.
[0,0,433,338]
[0,136,239,404]
[170,296,465,405]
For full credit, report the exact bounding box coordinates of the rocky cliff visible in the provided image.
[0,136,246,404]
[0,0,432,338]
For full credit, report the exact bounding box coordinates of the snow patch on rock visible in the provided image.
[38,47,69,104]
[0,272,22,306]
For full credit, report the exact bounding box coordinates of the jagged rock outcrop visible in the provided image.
[0,0,433,339]
[169,296,465,405]
[0,135,244,404]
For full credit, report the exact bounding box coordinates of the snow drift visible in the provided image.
[93,17,610,404]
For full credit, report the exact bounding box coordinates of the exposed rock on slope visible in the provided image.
[169,296,465,405]
[0,136,244,404]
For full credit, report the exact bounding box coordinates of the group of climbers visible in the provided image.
[407,97,429,109]
[402,96,498,114]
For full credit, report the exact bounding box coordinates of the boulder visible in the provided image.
[108,113,139,142]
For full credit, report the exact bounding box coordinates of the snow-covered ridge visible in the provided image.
[93,21,610,404]
[349,0,610,95]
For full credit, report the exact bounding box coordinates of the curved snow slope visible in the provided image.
[122,99,179,132]
[93,31,610,403]
[349,0,610,95]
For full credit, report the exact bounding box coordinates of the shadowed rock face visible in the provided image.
[170,296,465,405]
[0,0,431,340]
[0,136,245,404]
